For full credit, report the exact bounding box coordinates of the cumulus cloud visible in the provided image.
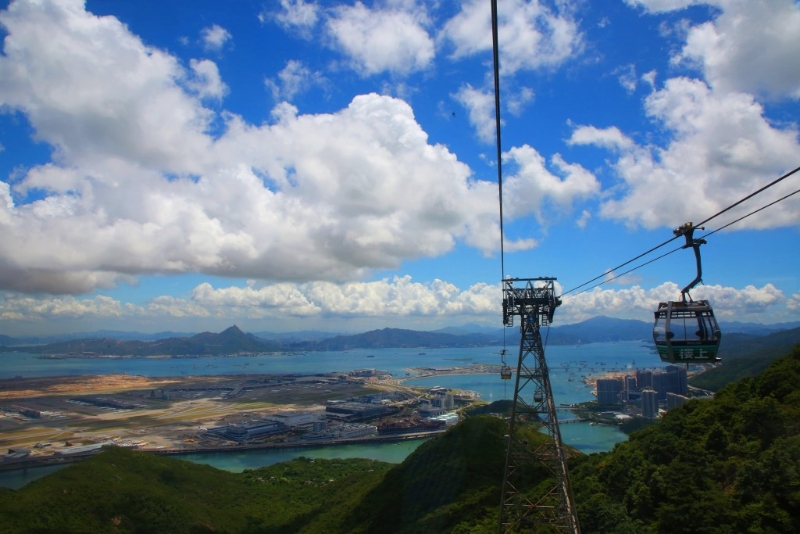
[453,84,497,143]
[624,0,704,13]
[265,59,326,102]
[200,24,231,51]
[0,277,499,324]
[0,294,125,320]
[0,0,563,294]
[502,146,601,224]
[326,1,434,76]
[569,78,800,229]
[0,0,213,173]
[560,281,786,323]
[676,0,800,99]
[269,0,320,33]
[0,0,553,294]
[1,279,790,328]
[441,0,582,74]
[187,58,227,100]
[628,1,800,100]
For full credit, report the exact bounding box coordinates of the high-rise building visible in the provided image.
[652,367,688,400]
[597,378,624,405]
[642,389,659,419]
[636,370,653,389]
[625,375,637,392]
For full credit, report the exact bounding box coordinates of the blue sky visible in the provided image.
[0,0,798,336]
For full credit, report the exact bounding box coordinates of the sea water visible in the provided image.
[0,341,662,487]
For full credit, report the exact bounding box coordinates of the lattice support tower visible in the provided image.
[498,278,580,534]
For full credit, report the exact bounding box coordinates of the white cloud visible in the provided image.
[0,0,213,174]
[187,58,227,100]
[575,209,591,229]
[676,0,800,99]
[641,69,657,89]
[0,0,531,294]
[0,277,499,324]
[502,146,601,223]
[624,0,705,13]
[506,86,534,116]
[200,24,231,51]
[265,59,325,102]
[1,279,790,328]
[453,84,497,143]
[617,64,638,93]
[560,281,786,323]
[0,293,125,320]
[441,0,582,74]
[269,0,320,33]
[326,1,434,76]
[569,78,800,229]
[627,1,800,100]
[568,125,636,151]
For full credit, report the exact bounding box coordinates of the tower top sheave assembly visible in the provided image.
[502,277,561,328]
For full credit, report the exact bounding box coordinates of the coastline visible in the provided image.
[0,430,443,473]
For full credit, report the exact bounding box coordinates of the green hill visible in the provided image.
[0,448,392,533]
[572,344,800,533]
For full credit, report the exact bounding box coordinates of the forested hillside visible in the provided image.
[572,345,800,533]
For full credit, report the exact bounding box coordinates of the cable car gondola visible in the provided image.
[653,222,722,364]
[499,349,513,379]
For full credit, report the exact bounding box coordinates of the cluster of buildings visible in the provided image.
[595,366,691,419]
[418,388,456,417]
[204,387,463,446]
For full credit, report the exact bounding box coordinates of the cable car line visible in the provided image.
[697,185,800,240]
[564,182,800,299]
[560,234,681,297]
[490,0,508,361]
[693,164,800,230]
[491,0,505,285]
[561,164,800,298]
[565,245,684,299]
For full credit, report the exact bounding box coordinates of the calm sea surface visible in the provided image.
[1,341,665,489]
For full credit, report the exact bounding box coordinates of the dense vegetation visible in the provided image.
[2,345,799,533]
[0,449,392,533]
[572,344,800,533]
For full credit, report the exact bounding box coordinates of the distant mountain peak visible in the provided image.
[221,325,244,336]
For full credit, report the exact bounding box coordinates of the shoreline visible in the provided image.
[1,430,444,473]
